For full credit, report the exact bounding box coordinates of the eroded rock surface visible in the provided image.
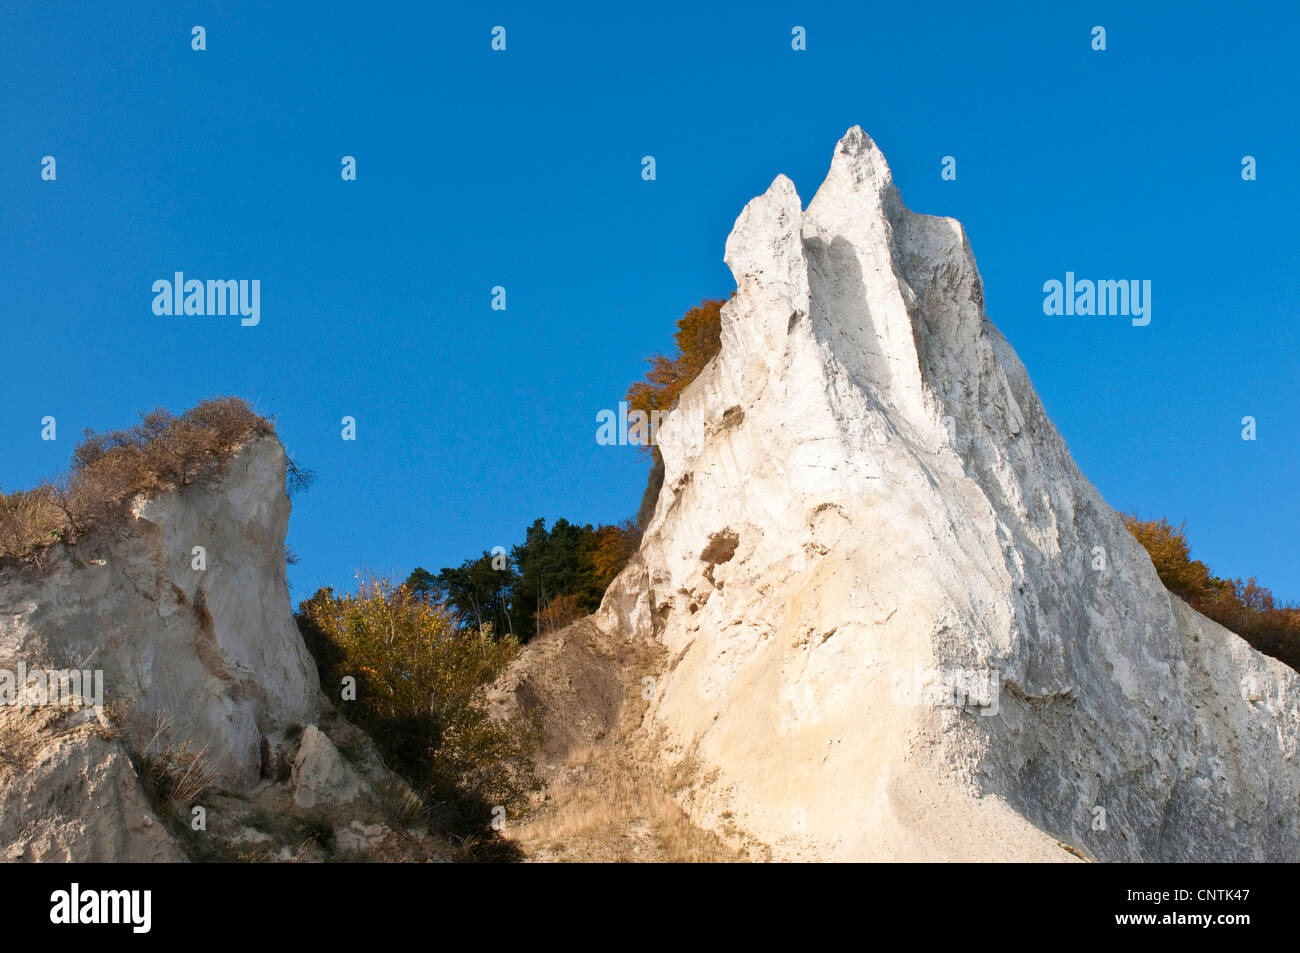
[292,724,367,809]
[0,703,185,862]
[594,127,1300,861]
[0,436,319,791]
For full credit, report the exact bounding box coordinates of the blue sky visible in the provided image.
[2,1,1296,603]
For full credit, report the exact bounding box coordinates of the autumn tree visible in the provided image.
[625,297,727,444]
[1120,516,1224,602]
[576,520,641,608]
[1122,514,1300,672]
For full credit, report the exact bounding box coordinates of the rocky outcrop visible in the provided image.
[0,702,186,862]
[292,725,367,809]
[596,127,1300,861]
[0,435,320,791]
[0,430,475,863]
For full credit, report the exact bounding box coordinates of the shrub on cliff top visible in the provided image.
[1122,514,1300,672]
[0,397,272,565]
[624,298,726,425]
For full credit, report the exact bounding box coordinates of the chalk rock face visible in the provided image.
[598,127,1300,861]
[0,435,320,791]
[0,703,186,862]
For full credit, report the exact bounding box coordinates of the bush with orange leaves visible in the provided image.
[533,592,586,637]
[1122,515,1300,672]
[625,298,726,440]
[621,296,726,530]
[577,520,641,606]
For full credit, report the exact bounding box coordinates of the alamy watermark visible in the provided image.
[1043,272,1150,326]
[891,664,1000,715]
[152,273,260,326]
[596,401,665,447]
[50,883,150,933]
[0,663,104,708]
[596,399,743,449]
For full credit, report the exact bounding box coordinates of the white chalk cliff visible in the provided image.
[597,127,1300,861]
[0,435,319,792]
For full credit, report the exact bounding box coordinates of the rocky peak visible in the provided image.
[598,127,1300,861]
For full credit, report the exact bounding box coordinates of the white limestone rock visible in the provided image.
[0,434,320,791]
[597,127,1300,861]
[0,703,186,862]
[292,725,367,809]
[335,819,391,852]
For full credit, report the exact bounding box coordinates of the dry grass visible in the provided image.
[104,701,218,813]
[490,614,746,862]
[0,397,272,566]
[507,742,740,862]
[137,713,218,811]
[0,704,80,775]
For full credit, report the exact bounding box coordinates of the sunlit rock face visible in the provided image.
[0,435,320,791]
[0,701,188,862]
[599,127,1300,861]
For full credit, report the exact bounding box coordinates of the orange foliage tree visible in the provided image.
[1122,515,1300,672]
[577,520,641,605]
[533,592,586,637]
[625,298,726,430]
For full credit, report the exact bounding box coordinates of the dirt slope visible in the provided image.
[486,617,752,862]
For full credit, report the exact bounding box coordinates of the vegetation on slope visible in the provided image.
[624,297,726,429]
[406,517,641,643]
[297,579,540,841]
[400,298,726,643]
[335,297,733,844]
[1123,515,1300,672]
[0,397,298,566]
